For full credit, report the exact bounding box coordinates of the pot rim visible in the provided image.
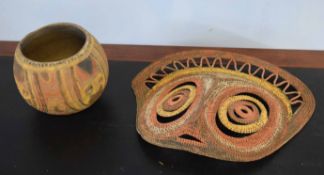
[14,22,92,69]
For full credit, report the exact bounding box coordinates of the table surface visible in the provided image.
[0,56,323,175]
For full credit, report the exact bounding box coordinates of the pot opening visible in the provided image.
[20,24,87,62]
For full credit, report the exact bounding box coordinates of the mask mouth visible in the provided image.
[19,23,87,63]
[179,134,202,143]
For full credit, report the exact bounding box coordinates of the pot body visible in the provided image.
[13,23,109,115]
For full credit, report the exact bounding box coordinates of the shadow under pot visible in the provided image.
[13,23,109,115]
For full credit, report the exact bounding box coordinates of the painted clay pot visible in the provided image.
[13,23,109,115]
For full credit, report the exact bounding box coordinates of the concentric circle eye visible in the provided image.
[228,100,260,125]
[157,85,196,118]
[218,95,268,134]
[205,83,290,155]
[138,77,204,136]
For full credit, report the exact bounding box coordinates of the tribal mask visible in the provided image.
[132,50,315,162]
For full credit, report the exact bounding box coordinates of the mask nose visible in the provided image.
[176,117,207,146]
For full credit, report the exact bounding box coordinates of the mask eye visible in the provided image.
[156,83,196,123]
[217,95,268,136]
[136,78,204,136]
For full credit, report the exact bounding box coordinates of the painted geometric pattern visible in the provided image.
[13,43,108,115]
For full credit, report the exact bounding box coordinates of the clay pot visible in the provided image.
[13,23,109,115]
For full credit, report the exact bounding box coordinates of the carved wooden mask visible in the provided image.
[132,50,315,162]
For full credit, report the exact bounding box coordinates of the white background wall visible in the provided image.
[0,0,323,50]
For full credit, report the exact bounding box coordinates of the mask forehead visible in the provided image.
[132,50,315,162]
